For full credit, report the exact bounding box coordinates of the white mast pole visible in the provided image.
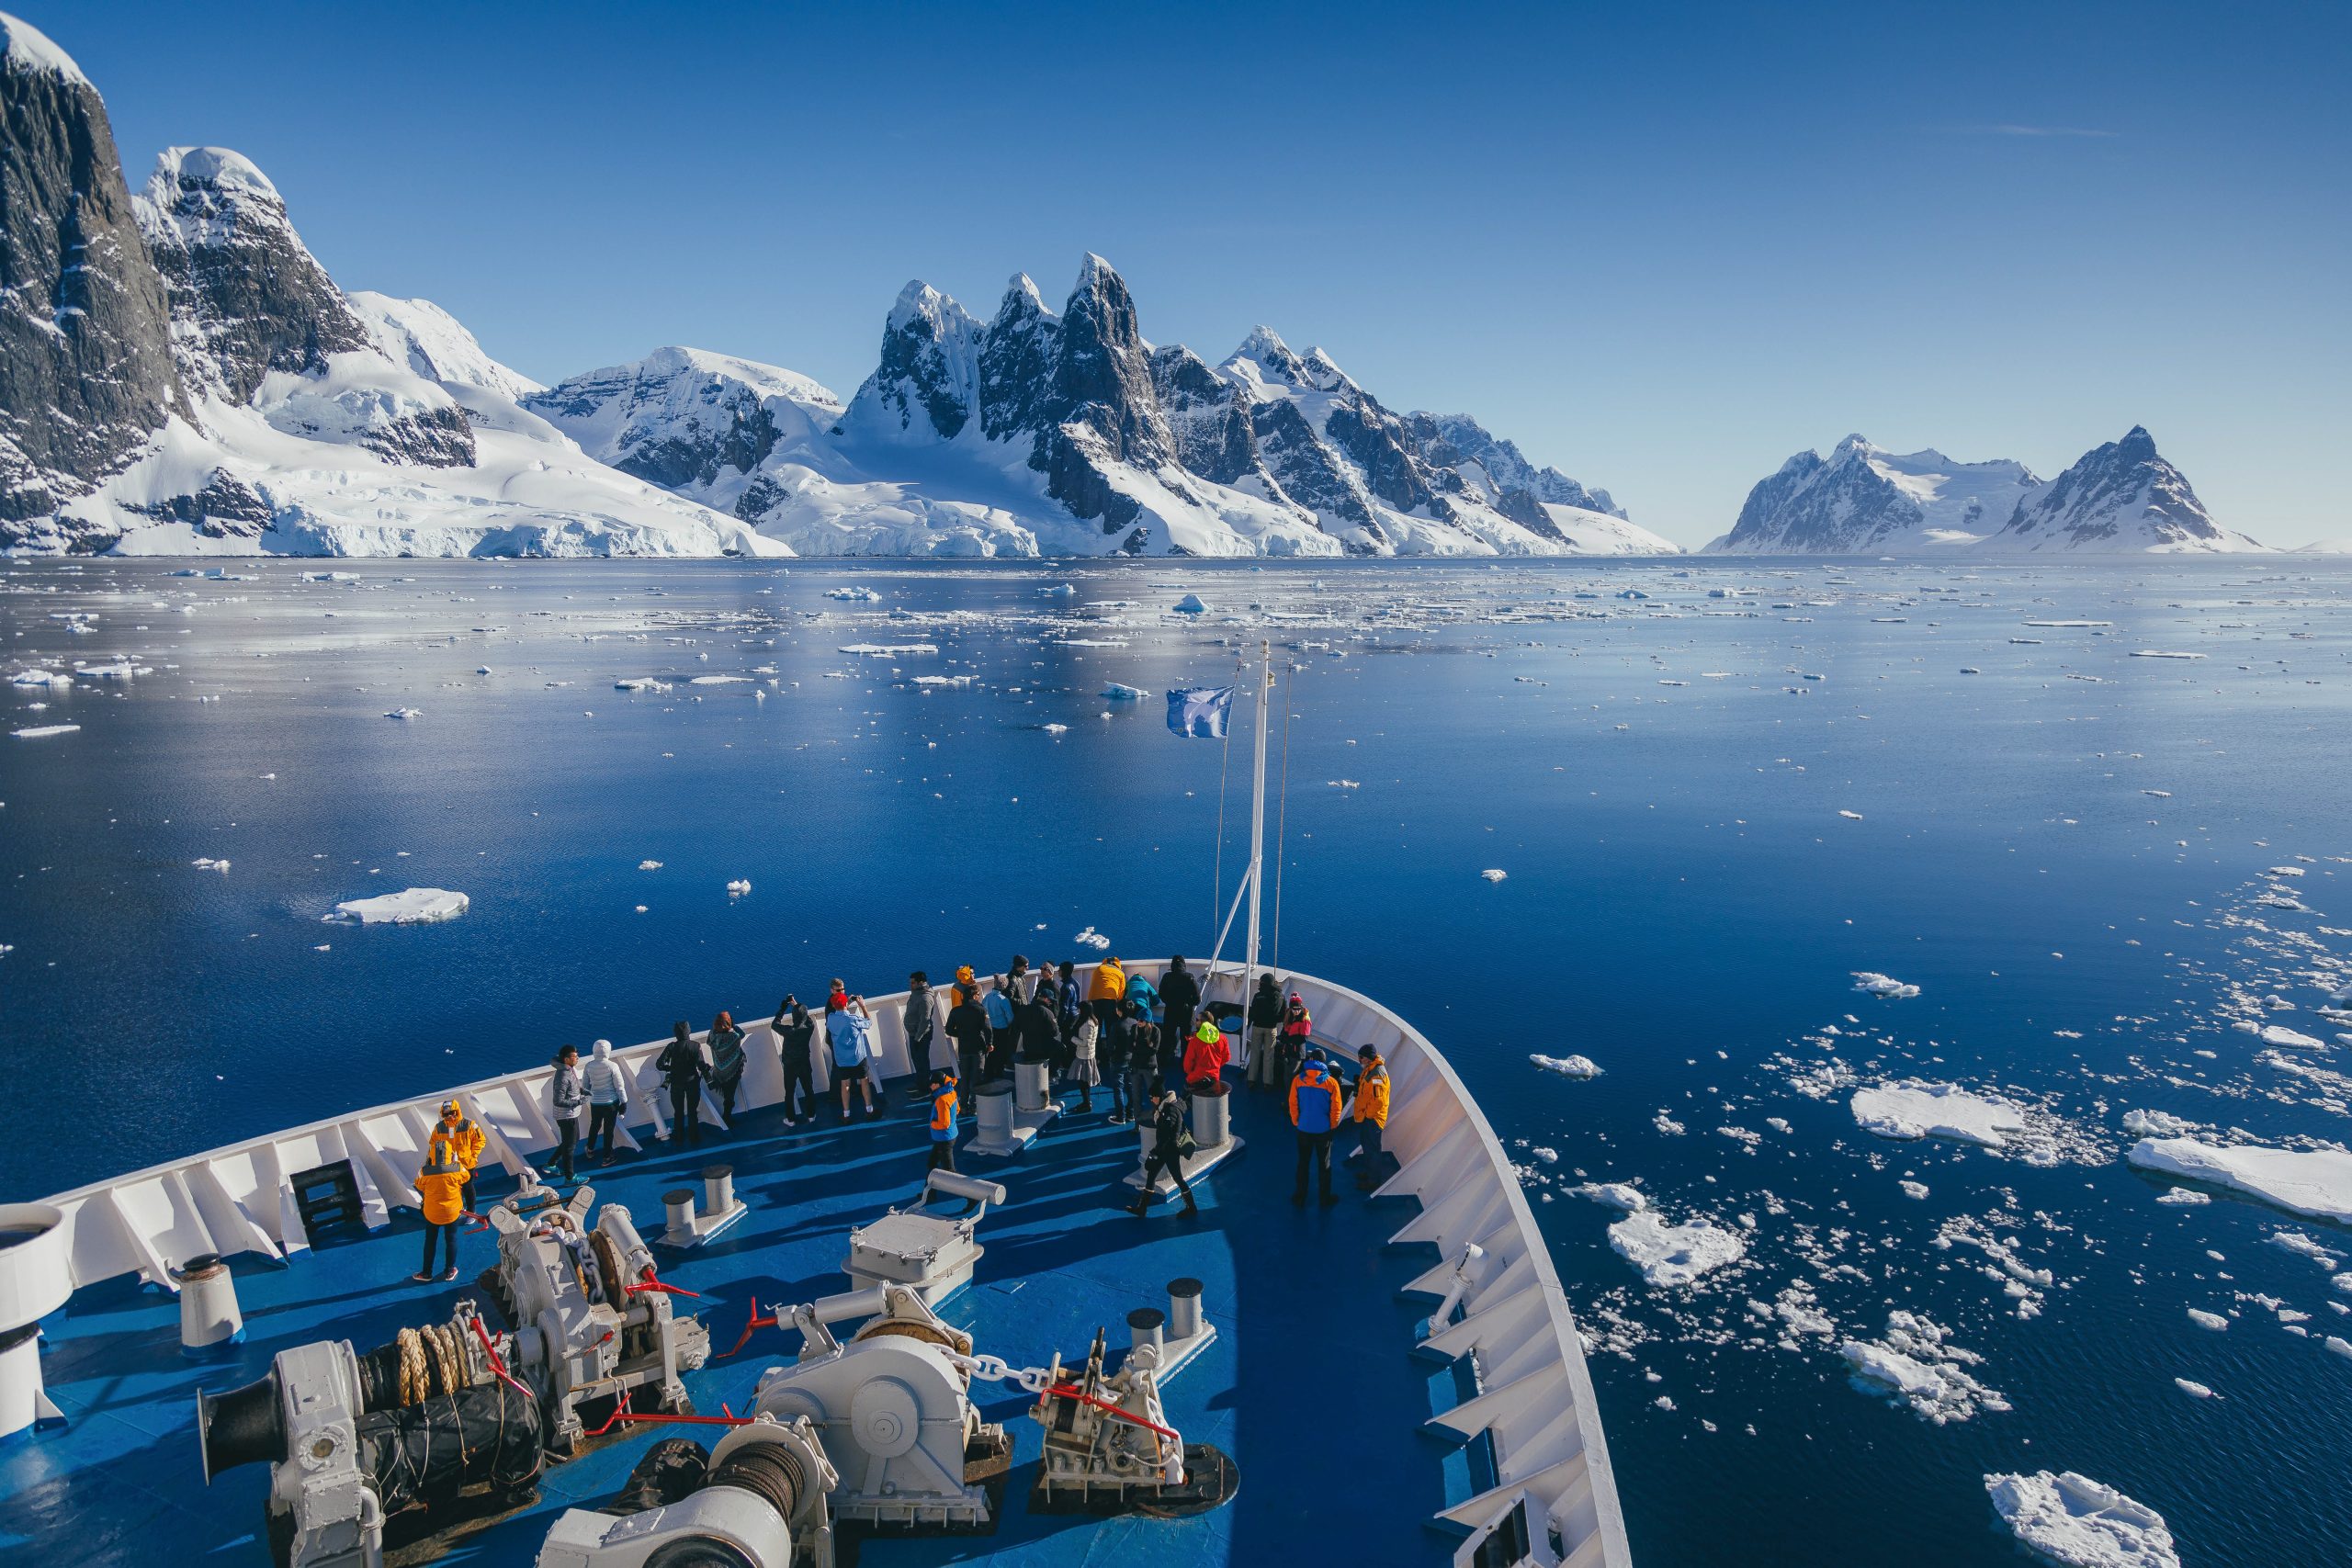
[1242,639,1272,1017]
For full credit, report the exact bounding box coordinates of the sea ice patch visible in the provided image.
[1984,1471,2178,1568]
[325,887,468,925]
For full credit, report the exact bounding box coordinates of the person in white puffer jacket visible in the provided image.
[582,1038,628,1167]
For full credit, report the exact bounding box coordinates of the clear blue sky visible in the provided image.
[53,0,2352,547]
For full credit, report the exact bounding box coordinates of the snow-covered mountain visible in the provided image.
[530,265,1674,558]
[0,15,776,558]
[1983,426,2259,553]
[1712,429,2261,554]
[1711,436,2045,553]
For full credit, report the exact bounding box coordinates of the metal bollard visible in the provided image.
[977,1082,1016,1144]
[1167,1277,1203,1342]
[1013,1060,1050,1114]
[663,1188,697,1235]
[1189,1084,1230,1149]
[1126,1306,1164,1363]
[702,1165,734,1216]
[171,1253,243,1354]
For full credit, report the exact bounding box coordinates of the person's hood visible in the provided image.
[593,1039,613,1059]
[716,1011,734,1030]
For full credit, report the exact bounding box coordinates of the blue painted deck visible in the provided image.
[5,1077,1461,1567]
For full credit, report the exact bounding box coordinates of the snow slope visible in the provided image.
[1713,435,2043,553]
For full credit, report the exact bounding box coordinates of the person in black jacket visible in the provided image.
[1128,1086,1198,1217]
[1245,973,1284,1090]
[903,973,935,1080]
[774,996,816,1125]
[658,1021,708,1146]
[1159,956,1202,1062]
[946,987,991,1111]
[1014,983,1058,1067]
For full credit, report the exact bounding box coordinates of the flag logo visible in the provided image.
[1166,686,1235,739]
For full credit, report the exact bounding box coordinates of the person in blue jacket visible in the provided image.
[828,992,879,1122]
[1289,1048,1344,1206]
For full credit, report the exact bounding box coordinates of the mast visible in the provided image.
[1242,639,1272,1009]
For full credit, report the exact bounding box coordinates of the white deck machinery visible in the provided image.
[194,1182,712,1568]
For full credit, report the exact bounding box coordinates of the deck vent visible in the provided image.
[287,1161,366,1247]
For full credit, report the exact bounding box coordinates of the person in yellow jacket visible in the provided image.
[1352,1044,1392,1191]
[413,1137,466,1282]
[1086,956,1128,1045]
[435,1099,486,1214]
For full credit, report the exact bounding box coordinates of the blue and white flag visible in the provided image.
[1166,685,1235,739]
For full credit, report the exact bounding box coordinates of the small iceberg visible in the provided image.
[824,586,882,602]
[383,707,423,720]
[1100,682,1145,701]
[1042,583,1076,598]
[1850,1081,2027,1147]
[1607,1212,1745,1288]
[2125,1136,2352,1224]
[1984,1471,2178,1568]
[11,724,79,739]
[1851,971,1920,999]
[1480,868,1509,883]
[325,887,468,925]
[1172,593,1207,615]
[1531,1053,1600,1078]
[726,878,752,896]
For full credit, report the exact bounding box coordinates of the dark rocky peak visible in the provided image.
[857,280,980,439]
[1149,344,1263,488]
[1050,254,1168,459]
[1225,325,1314,388]
[977,273,1058,442]
[0,11,187,534]
[135,145,372,403]
[1408,411,1626,518]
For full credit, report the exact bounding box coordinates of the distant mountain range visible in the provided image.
[0,14,1662,560]
[0,12,2274,559]
[1708,430,2259,555]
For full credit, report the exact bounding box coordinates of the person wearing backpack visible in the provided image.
[659,1022,709,1146]
[1159,956,1202,1060]
[946,985,990,1111]
[827,993,878,1121]
[1124,1020,1160,1131]
[1127,1085,1198,1218]
[1245,973,1284,1089]
[706,1011,747,1124]
[411,1135,467,1283]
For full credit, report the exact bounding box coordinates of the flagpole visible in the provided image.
[1241,638,1272,1022]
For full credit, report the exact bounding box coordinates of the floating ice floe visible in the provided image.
[1531,1053,1600,1078]
[1984,1471,2178,1568]
[2126,1136,2352,1224]
[1852,1081,2028,1147]
[1043,723,1069,735]
[1899,1179,1930,1200]
[1072,925,1111,951]
[2186,1309,2228,1332]
[638,860,662,871]
[839,643,936,656]
[687,674,749,684]
[1837,809,1864,820]
[1572,1181,1647,1211]
[2256,1023,2326,1049]
[11,724,79,739]
[2122,1109,2199,1137]
[1842,1312,2007,1424]
[1100,683,1144,701]
[191,858,230,873]
[383,707,423,720]
[726,879,752,896]
[10,669,73,686]
[823,587,881,602]
[1607,1212,1746,1287]
[2173,1378,2216,1399]
[1480,868,1509,882]
[2130,650,2206,660]
[325,888,468,925]
[911,674,974,688]
[1041,583,1076,598]
[1851,971,1920,999]
[614,678,668,692]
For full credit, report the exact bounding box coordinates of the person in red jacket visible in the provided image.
[1182,1016,1229,1094]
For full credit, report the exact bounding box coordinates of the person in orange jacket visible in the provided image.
[1351,1044,1392,1191]
[926,1067,961,1175]
[413,1136,466,1282]
[435,1098,486,1214]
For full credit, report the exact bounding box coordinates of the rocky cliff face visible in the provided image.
[1987,426,2255,552]
[134,147,474,468]
[0,14,186,539]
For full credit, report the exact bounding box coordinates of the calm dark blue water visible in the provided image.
[6,556,2349,1567]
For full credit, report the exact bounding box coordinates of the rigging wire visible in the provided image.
[1272,658,1294,972]
[1209,656,1239,961]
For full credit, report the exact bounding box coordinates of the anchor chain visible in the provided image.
[950,1352,1055,1394]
